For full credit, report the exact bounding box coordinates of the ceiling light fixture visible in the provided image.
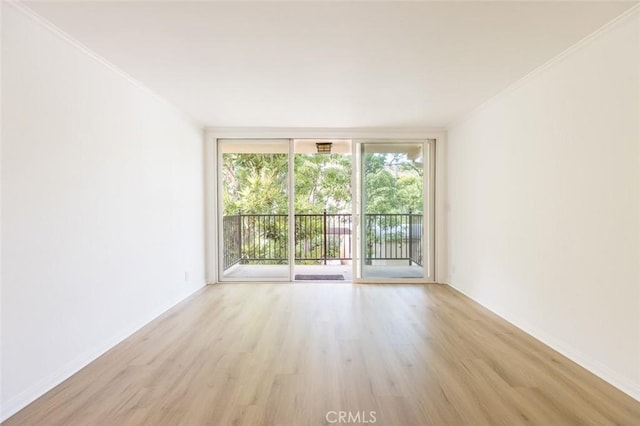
[316,142,332,154]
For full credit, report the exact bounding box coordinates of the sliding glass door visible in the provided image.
[217,138,435,282]
[355,140,435,281]
[218,139,291,281]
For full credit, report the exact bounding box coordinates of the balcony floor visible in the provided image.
[221,263,424,281]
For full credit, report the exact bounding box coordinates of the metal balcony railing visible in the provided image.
[222,211,423,270]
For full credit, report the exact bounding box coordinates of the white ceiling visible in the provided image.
[24,1,637,128]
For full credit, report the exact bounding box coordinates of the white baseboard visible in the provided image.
[446,282,640,402]
[0,284,205,422]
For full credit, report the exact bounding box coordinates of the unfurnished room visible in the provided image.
[1,1,640,425]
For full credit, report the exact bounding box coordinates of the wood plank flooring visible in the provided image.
[4,283,640,425]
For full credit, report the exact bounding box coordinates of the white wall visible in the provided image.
[447,9,640,399]
[1,4,206,420]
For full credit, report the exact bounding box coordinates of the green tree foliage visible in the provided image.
[364,153,423,213]
[223,153,354,215]
[293,154,352,263]
[361,153,423,260]
[222,151,423,264]
[294,154,352,214]
[223,153,289,215]
[222,153,289,263]
[223,152,422,215]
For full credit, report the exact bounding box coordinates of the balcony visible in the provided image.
[222,211,424,280]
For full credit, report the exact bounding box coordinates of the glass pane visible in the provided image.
[360,143,425,279]
[293,140,352,281]
[219,140,290,280]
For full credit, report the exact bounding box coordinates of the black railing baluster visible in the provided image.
[221,212,423,270]
[408,210,413,265]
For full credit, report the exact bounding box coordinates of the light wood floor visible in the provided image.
[4,283,640,425]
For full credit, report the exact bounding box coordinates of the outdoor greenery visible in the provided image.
[222,153,289,215]
[222,151,424,265]
[363,153,423,214]
[222,152,422,215]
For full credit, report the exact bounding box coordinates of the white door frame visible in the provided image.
[352,139,435,283]
[204,128,447,284]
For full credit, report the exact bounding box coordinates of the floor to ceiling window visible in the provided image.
[218,138,435,282]
[219,139,291,281]
[355,141,434,280]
